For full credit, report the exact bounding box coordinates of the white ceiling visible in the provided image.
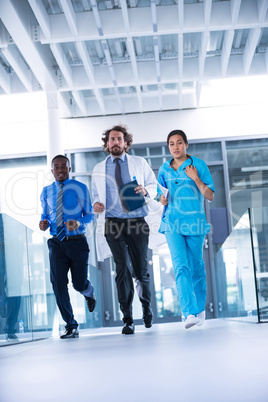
[0,0,267,118]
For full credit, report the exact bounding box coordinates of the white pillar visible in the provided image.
[46,92,64,167]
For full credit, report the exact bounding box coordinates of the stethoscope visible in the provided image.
[174,155,193,185]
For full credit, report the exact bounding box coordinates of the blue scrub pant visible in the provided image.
[165,232,206,318]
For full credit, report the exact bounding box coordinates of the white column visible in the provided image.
[46,92,64,167]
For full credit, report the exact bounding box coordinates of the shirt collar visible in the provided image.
[56,178,70,186]
[168,156,192,168]
[110,152,126,163]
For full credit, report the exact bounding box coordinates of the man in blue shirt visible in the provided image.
[39,155,96,339]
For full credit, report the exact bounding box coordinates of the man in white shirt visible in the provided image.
[92,124,157,335]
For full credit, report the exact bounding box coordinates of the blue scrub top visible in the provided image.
[157,156,215,236]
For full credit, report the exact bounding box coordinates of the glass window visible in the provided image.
[0,156,46,169]
[72,151,107,173]
[226,138,268,227]
[151,157,165,169]
[130,148,147,157]
[209,165,226,208]
[187,142,222,162]
[149,147,163,156]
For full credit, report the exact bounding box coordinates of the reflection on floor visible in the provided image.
[0,319,267,402]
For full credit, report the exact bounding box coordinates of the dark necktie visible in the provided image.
[114,158,128,212]
[56,183,65,241]
[114,158,123,188]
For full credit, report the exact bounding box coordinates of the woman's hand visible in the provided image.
[185,164,199,180]
[185,165,214,201]
[160,194,168,205]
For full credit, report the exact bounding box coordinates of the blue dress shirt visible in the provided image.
[106,153,147,218]
[40,178,94,236]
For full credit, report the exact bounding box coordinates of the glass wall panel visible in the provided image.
[152,244,181,319]
[250,207,268,322]
[226,138,268,227]
[214,211,258,321]
[0,211,103,346]
[26,229,56,340]
[0,214,33,344]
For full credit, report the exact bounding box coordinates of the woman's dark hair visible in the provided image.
[167,130,188,145]
[102,124,133,153]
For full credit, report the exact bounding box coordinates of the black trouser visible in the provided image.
[4,296,21,335]
[105,217,151,325]
[48,236,91,330]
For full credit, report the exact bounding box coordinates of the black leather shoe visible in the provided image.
[143,307,153,328]
[122,323,135,335]
[60,328,79,339]
[85,295,96,313]
[6,334,18,341]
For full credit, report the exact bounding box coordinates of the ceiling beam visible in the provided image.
[59,0,78,37]
[126,37,143,111]
[76,40,106,114]
[204,0,212,28]
[199,32,210,78]
[257,0,268,23]
[0,63,11,93]
[50,42,73,87]
[28,0,51,39]
[119,0,130,33]
[243,28,261,74]
[72,89,87,115]
[0,0,56,91]
[178,0,183,31]
[178,33,183,80]
[221,29,234,76]
[230,0,241,25]
[90,0,104,37]
[2,46,32,91]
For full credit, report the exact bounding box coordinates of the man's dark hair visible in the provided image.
[51,155,70,167]
[102,124,133,153]
[167,130,188,145]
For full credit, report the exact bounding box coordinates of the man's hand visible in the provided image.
[160,194,168,206]
[39,219,48,231]
[93,202,105,213]
[134,184,147,197]
[65,220,80,231]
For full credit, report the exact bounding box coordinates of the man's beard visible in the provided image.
[110,146,124,156]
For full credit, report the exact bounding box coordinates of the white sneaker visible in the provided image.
[196,311,205,326]
[185,314,199,329]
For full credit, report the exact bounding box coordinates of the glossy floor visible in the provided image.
[0,319,267,402]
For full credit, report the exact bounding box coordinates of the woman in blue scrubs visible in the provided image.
[158,130,215,329]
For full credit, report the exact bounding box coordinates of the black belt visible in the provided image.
[106,217,145,222]
[53,234,85,241]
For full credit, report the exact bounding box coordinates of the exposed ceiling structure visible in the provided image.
[0,0,268,118]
